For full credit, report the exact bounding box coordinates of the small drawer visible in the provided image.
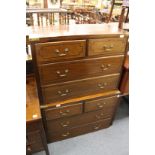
[48,118,112,142]
[39,56,124,85]
[35,40,86,64]
[46,109,113,132]
[45,102,83,120]
[84,96,119,112]
[88,38,127,56]
[42,74,120,104]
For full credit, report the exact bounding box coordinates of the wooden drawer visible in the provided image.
[47,118,112,142]
[84,96,119,112]
[39,56,124,85]
[46,109,114,132]
[45,102,83,120]
[27,131,44,153]
[35,40,86,64]
[88,38,127,56]
[42,74,120,104]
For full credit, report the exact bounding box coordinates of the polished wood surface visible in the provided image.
[27,23,128,42]
[47,118,112,142]
[84,96,119,112]
[29,24,128,143]
[40,90,120,109]
[26,76,41,122]
[26,76,49,155]
[35,40,86,64]
[42,74,120,104]
[45,102,83,121]
[88,38,127,56]
[46,108,114,133]
[39,55,124,85]
[119,54,129,95]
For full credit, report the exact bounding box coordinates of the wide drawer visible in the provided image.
[39,56,124,85]
[35,40,86,64]
[45,102,83,120]
[47,118,111,142]
[42,74,120,104]
[46,108,114,132]
[84,96,119,112]
[88,38,127,56]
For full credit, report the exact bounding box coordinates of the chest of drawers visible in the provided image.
[29,24,128,143]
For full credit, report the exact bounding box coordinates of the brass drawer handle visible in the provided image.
[98,83,107,89]
[58,89,69,96]
[55,48,69,57]
[56,69,69,77]
[59,110,70,116]
[97,102,106,108]
[93,125,100,130]
[60,121,70,127]
[101,64,111,71]
[95,113,104,119]
[103,45,114,51]
[62,132,70,137]
[27,145,32,151]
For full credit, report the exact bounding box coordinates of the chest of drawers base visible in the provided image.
[31,31,128,143]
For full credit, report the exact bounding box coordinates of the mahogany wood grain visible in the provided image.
[47,118,112,142]
[42,74,120,104]
[26,76,49,155]
[45,102,83,121]
[35,40,86,64]
[27,23,129,43]
[38,55,124,85]
[46,108,114,132]
[84,95,119,112]
[40,90,121,109]
[88,38,127,56]
[26,76,41,122]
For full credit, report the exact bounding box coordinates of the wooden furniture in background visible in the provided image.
[108,0,123,22]
[118,1,129,29]
[119,53,129,95]
[26,8,69,26]
[26,76,49,155]
[28,23,128,143]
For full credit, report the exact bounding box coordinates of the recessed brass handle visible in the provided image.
[101,64,111,71]
[55,48,69,57]
[56,69,69,77]
[97,103,103,108]
[103,45,113,51]
[58,89,69,96]
[93,125,100,130]
[27,145,32,151]
[98,83,107,89]
[62,132,70,137]
[59,110,70,116]
[61,121,70,127]
[95,113,104,119]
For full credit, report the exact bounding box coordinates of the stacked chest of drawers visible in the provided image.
[30,24,128,143]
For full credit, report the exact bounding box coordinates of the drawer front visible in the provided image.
[45,102,83,120]
[42,74,120,104]
[27,131,44,153]
[48,118,111,142]
[84,96,119,112]
[35,40,86,64]
[39,56,124,85]
[46,109,114,132]
[27,130,42,144]
[88,38,127,56]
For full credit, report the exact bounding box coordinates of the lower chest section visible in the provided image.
[42,95,119,143]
